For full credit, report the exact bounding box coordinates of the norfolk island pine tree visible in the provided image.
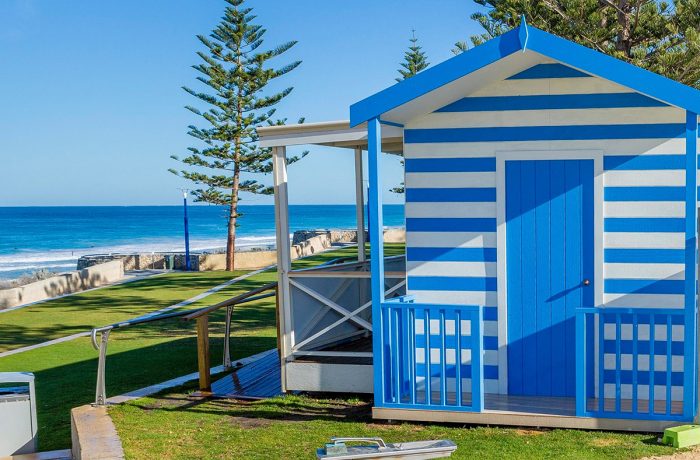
[170,0,305,270]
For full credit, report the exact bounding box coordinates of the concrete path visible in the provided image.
[0,266,274,359]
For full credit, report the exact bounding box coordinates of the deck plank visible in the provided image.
[210,350,282,400]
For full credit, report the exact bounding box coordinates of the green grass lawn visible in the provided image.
[0,271,249,352]
[111,392,677,459]
[0,245,403,451]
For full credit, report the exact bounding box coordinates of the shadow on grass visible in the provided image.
[28,330,276,451]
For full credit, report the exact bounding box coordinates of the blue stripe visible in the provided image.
[406,187,496,202]
[436,93,667,113]
[404,124,685,143]
[604,186,685,201]
[604,279,685,295]
[604,249,685,263]
[406,218,496,232]
[408,276,497,292]
[405,157,496,172]
[507,63,590,80]
[483,306,497,321]
[604,154,685,171]
[604,218,685,232]
[603,370,684,386]
[603,339,684,356]
[407,247,497,262]
[483,336,498,351]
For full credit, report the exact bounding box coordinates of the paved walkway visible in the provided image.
[0,266,274,359]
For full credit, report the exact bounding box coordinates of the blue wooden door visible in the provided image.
[506,159,594,397]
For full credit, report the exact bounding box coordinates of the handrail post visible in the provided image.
[473,307,484,412]
[223,305,233,369]
[575,310,586,416]
[196,315,211,392]
[94,329,111,406]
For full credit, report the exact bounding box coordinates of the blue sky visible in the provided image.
[0,0,484,206]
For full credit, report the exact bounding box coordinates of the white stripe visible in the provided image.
[410,290,498,306]
[406,202,496,218]
[604,170,685,186]
[412,107,684,129]
[604,263,685,280]
[603,293,685,308]
[407,261,497,277]
[604,201,685,218]
[483,320,498,337]
[470,77,630,97]
[484,350,498,366]
[403,139,685,158]
[405,171,495,188]
[604,232,685,249]
[407,232,497,248]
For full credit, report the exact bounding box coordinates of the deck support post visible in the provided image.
[684,111,698,420]
[196,315,211,392]
[355,148,366,262]
[273,145,293,393]
[368,117,386,405]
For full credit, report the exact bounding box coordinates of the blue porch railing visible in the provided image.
[576,307,692,421]
[377,296,483,412]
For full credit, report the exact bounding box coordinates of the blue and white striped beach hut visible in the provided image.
[349,19,700,431]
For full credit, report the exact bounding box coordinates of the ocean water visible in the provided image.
[0,205,405,280]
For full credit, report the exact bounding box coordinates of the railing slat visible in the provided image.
[632,313,638,414]
[598,313,605,413]
[650,314,656,415]
[455,310,463,408]
[424,308,431,405]
[615,313,621,414]
[439,309,446,406]
[666,315,672,416]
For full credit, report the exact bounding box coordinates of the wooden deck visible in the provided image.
[375,393,685,432]
[209,349,282,400]
[408,392,683,417]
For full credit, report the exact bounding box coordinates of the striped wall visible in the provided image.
[402,61,693,395]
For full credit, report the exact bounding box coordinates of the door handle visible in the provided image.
[583,279,591,286]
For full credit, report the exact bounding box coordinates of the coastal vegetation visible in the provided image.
[169,0,304,271]
[461,0,700,88]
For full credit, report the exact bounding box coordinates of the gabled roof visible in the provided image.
[349,18,700,127]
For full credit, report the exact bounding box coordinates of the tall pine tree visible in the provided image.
[460,0,700,88]
[392,31,430,193]
[170,0,302,270]
[396,30,430,82]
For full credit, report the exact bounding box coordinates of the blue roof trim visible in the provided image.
[348,27,523,127]
[350,21,700,125]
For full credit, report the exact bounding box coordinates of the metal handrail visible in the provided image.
[181,282,278,320]
[90,287,277,406]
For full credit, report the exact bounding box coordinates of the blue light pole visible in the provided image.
[182,190,191,271]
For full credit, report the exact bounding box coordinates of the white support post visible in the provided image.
[273,145,293,393]
[355,148,366,262]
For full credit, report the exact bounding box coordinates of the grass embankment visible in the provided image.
[111,393,675,460]
[0,271,248,352]
[0,245,402,451]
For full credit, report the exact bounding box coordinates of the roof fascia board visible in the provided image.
[526,27,700,114]
[349,27,523,127]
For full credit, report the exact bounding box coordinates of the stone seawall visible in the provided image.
[0,260,125,310]
[77,228,406,272]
